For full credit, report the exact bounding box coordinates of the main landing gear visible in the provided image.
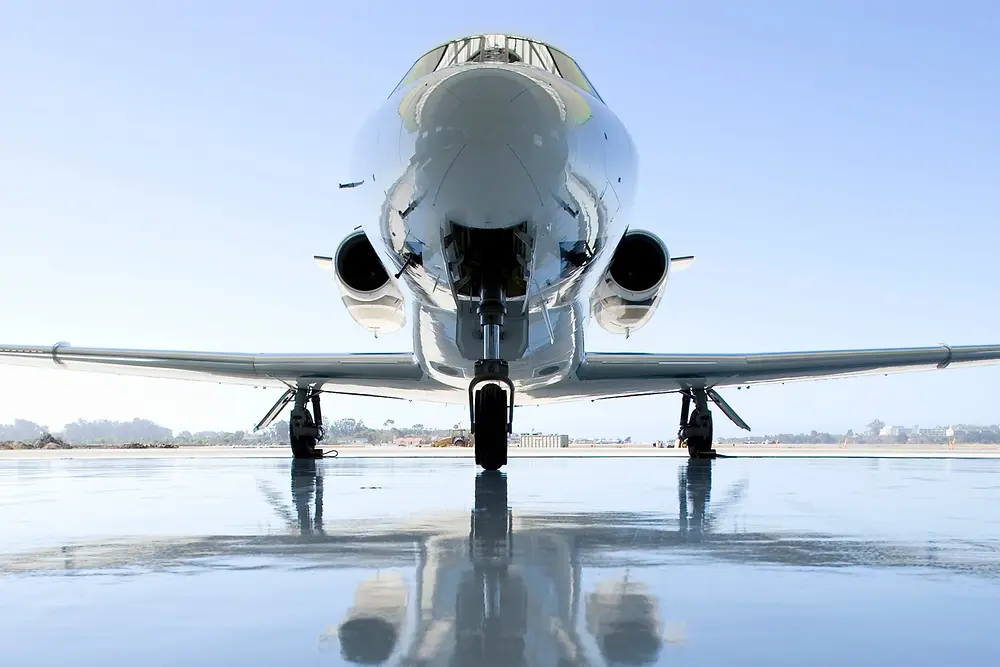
[290,387,326,459]
[469,280,515,472]
[677,389,716,458]
[676,387,752,458]
[255,385,339,459]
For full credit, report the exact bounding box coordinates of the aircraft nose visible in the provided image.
[402,66,571,229]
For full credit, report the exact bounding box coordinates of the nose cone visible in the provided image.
[403,66,572,229]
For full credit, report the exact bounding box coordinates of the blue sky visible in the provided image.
[1,1,998,440]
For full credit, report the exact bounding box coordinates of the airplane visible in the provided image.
[2,32,1000,471]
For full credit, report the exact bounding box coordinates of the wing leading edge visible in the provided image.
[526,344,1000,402]
[0,343,455,402]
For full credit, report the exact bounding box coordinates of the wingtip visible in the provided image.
[670,255,695,272]
[313,255,334,272]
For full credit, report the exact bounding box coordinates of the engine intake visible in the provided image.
[333,231,405,335]
[591,230,670,335]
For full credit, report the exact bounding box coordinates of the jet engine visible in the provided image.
[590,230,670,335]
[331,231,406,335]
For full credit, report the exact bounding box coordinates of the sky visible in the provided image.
[1,0,999,441]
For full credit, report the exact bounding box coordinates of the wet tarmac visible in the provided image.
[2,457,999,666]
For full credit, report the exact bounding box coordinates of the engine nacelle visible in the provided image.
[591,230,670,335]
[333,231,405,335]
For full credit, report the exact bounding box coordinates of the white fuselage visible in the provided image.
[349,59,638,401]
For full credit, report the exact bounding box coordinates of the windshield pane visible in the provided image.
[391,34,602,101]
[549,48,600,99]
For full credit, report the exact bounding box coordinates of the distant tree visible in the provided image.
[340,418,360,434]
[267,420,289,443]
[412,423,424,432]
[867,419,885,437]
[61,418,172,444]
[846,429,854,437]
[0,419,48,441]
[383,419,395,429]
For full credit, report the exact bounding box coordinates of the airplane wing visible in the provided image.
[4,341,1000,406]
[0,343,453,402]
[531,344,1000,402]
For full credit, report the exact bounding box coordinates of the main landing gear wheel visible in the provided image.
[289,387,326,459]
[685,408,714,458]
[474,383,508,472]
[678,389,716,459]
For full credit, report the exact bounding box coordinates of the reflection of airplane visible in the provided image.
[4,461,1000,663]
[3,33,1000,470]
[5,461,997,585]
[329,471,668,666]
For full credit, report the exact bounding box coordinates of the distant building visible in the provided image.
[394,436,427,446]
[337,437,370,446]
[518,434,569,448]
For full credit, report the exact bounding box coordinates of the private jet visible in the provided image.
[3,33,999,470]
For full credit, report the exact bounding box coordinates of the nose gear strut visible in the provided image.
[468,280,515,471]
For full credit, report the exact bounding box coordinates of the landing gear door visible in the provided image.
[455,304,529,362]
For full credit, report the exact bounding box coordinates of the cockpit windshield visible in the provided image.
[391,34,602,101]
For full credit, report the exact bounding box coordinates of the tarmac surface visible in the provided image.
[2,443,999,459]
[2,455,999,666]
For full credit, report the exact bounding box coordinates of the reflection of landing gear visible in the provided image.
[290,387,326,459]
[469,280,514,472]
[471,471,513,562]
[458,471,525,665]
[290,458,324,535]
[679,457,713,539]
[677,389,716,458]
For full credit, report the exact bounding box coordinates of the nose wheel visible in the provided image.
[472,382,511,471]
[469,361,514,471]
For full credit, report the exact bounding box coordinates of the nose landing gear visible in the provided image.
[469,281,515,471]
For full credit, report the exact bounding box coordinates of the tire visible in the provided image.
[474,389,484,465]
[474,383,508,471]
[686,410,714,458]
[289,421,320,459]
